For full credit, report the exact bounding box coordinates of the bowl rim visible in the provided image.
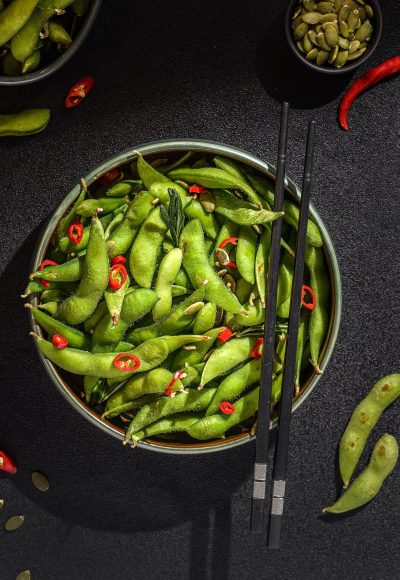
[0,0,102,86]
[28,138,342,455]
[285,0,383,75]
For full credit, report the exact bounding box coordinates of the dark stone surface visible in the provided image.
[1,0,400,578]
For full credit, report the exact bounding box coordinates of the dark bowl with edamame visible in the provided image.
[0,0,102,86]
[285,0,382,74]
[27,139,342,455]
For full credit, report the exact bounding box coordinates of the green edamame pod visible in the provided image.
[325,434,398,514]
[22,49,40,74]
[234,298,264,326]
[84,301,108,332]
[59,213,114,254]
[187,387,259,440]
[84,375,103,404]
[0,0,39,46]
[213,155,247,183]
[56,216,109,325]
[255,228,271,307]
[294,312,308,394]
[236,226,257,285]
[27,304,91,349]
[213,190,283,226]
[2,50,21,75]
[0,109,50,137]
[339,374,400,487]
[104,275,129,325]
[277,252,294,319]
[242,171,274,203]
[180,219,243,314]
[40,288,68,303]
[104,212,124,240]
[158,151,194,174]
[31,256,83,282]
[130,206,168,288]
[131,413,203,443]
[171,285,190,297]
[174,268,192,289]
[136,153,170,189]
[77,197,126,217]
[172,327,222,369]
[234,278,253,304]
[149,181,190,208]
[200,336,257,387]
[55,181,87,245]
[153,248,183,321]
[192,302,217,334]
[48,21,72,45]
[183,199,219,239]
[38,301,58,315]
[305,245,329,373]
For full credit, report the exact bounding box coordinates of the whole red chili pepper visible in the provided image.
[97,168,123,187]
[220,401,235,415]
[218,327,233,343]
[189,185,207,194]
[51,334,68,349]
[113,353,141,372]
[251,338,264,359]
[164,370,187,396]
[111,255,127,266]
[109,264,128,291]
[38,259,58,288]
[301,285,317,311]
[65,75,95,109]
[339,56,400,131]
[0,450,17,474]
[68,221,84,245]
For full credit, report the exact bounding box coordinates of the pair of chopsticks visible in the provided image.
[250,102,316,548]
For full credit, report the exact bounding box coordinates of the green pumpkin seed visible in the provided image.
[365,4,373,17]
[199,191,215,213]
[337,36,349,50]
[32,471,49,492]
[355,18,372,41]
[357,6,366,21]
[359,40,367,48]
[292,14,304,30]
[296,40,306,53]
[339,20,350,37]
[335,0,344,11]
[335,49,349,67]
[347,46,367,60]
[347,9,359,31]
[308,29,320,45]
[328,44,339,62]
[320,12,338,22]
[294,22,309,39]
[292,6,302,19]
[306,47,319,60]
[324,24,339,45]
[317,31,331,50]
[322,17,338,28]
[303,0,317,10]
[316,49,330,64]
[355,0,365,4]
[348,31,355,40]
[16,572,31,580]
[302,11,323,23]
[339,4,351,20]
[348,39,360,53]
[5,515,25,531]
[315,24,323,33]
[224,274,236,292]
[316,1,335,13]
[0,499,4,509]
[303,33,313,51]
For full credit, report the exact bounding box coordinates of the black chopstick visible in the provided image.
[250,102,290,533]
[267,120,316,549]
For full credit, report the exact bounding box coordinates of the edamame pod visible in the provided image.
[234,298,264,326]
[153,248,183,321]
[305,245,329,373]
[27,304,91,349]
[213,189,283,225]
[77,197,126,217]
[183,199,219,239]
[192,302,217,334]
[149,181,190,208]
[104,274,129,325]
[136,153,170,189]
[0,0,39,46]
[339,374,400,487]
[131,413,203,443]
[31,256,83,282]
[255,228,271,307]
[55,181,86,245]
[0,109,50,137]
[172,327,222,369]
[200,336,257,387]
[22,49,41,74]
[236,227,257,285]
[48,21,72,45]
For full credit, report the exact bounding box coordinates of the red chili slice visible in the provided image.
[109,264,128,291]
[218,327,233,343]
[164,370,186,396]
[65,75,95,109]
[51,334,68,349]
[219,237,238,249]
[97,168,123,187]
[68,221,84,245]
[301,285,317,311]
[38,259,58,288]
[226,261,237,269]
[251,338,264,359]
[0,450,17,475]
[220,401,235,415]
[189,185,207,194]
[111,255,127,266]
[113,353,141,372]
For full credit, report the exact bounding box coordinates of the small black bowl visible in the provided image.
[285,0,382,74]
[0,0,102,86]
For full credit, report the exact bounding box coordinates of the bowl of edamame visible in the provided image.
[0,0,102,85]
[25,139,342,454]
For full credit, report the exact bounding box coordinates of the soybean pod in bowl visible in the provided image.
[26,139,342,455]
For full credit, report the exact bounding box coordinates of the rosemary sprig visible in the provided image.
[160,187,185,247]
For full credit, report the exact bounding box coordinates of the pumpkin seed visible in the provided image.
[16,572,31,580]
[296,40,306,53]
[292,6,302,19]
[355,18,372,41]
[334,0,343,11]
[224,274,236,292]
[316,49,330,64]
[365,4,373,18]
[335,49,349,67]
[0,499,4,509]
[347,46,367,60]
[325,24,339,45]
[322,20,338,30]
[317,31,331,50]
[339,20,350,37]
[32,471,49,492]
[175,180,189,190]
[357,6,366,22]
[5,515,25,532]
[215,307,224,325]
[348,39,360,53]
[348,31,355,40]
[315,24,323,33]
[303,33,313,51]
[308,29,320,45]
[215,247,230,266]
[184,302,205,315]
[303,0,317,11]
[355,0,365,4]
[338,34,350,48]
[294,22,309,39]
[359,40,367,48]
[328,44,339,62]
[306,47,319,60]
[347,9,359,32]
[292,14,304,30]
[320,12,338,22]
[302,11,323,24]
[339,4,351,20]
[199,191,215,213]
[316,1,335,13]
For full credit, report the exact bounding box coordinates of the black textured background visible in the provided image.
[1,1,400,579]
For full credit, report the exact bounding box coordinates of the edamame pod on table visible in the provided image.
[0,109,50,137]
[0,0,39,46]
[339,374,400,487]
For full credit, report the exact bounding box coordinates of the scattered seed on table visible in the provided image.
[32,471,49,492]
[5,515,25,532]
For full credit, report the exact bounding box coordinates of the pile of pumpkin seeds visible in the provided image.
[291,0,374,68]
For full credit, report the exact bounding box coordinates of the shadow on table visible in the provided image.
[255,18,354,109]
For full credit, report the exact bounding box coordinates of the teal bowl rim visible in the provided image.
[29,139,342,455]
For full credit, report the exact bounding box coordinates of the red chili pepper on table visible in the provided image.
[338,56,400,131]
[109,264,128,291]
[189,185,207,194]
[51,334,68,349]
[97,168,123,188]
[250,338,264,359]
[65,75,95,109]
[0,450,17,474]
[164,370,187,396]
[220,401,235,415]
[301,285,317,311]
[113,354,141,372]
[38,259,58,288]
[218,327,233,343]
[68,221,84,245]
[111,255,127,266]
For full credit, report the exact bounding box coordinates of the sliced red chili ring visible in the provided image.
[68,221,84,245]
[250,337,264,359]
[65,75,95,109]
[301,285,317,311]
[109,264,128,291]
[51,334,68,349]
[219,237,238,249]
[218,327,233,343]
[38,259,58,288]
[111,255,127,266]
[164,370,187,396]
[220,401,235,415]
[0,450,17,475]
[113,353,141,372]
[189,185,207,194]
[226,261,237,269]
[97,168,123,187]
